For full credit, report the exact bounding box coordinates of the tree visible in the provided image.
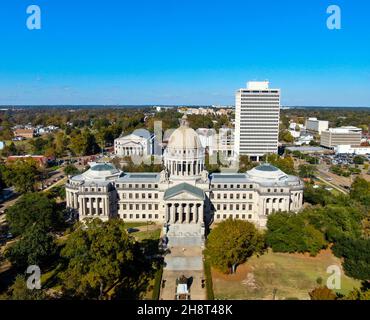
[353,155,365,165]
[63,164,80,176]
[266,212,327,256]
[60,218,145,299]
[2,159,41,193]
[279,130,294,143]
[298,164,316,178]
[266,154,296,175]
[0,164,7,192]
[332,237,370,281]
[5,224,57,269]
[350,177,370,209]
[6,192,64,236]
[0,275,46,300]
[309,286,337,300]
[206,219,265,274]
[344,283,370,300]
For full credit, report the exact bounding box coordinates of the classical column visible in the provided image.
[165,204,170,223]
[186,204,191,223]
[199,204,204,223]
[180,204,184,224]
[171,203,176,223]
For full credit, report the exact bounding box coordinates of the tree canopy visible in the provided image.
[206,219,265,274]
[59,218,152,299]
[6,192,64,236]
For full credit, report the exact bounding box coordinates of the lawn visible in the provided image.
[212,249,361,300]
[134,228,161,242]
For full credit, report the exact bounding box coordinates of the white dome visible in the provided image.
[167,116,203,151]
[247,164,288,181]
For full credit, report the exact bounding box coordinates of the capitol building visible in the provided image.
[65,116,304,246]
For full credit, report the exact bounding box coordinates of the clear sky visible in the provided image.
[0,0,369,106]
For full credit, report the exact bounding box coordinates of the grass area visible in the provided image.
[212,249,361,300]
[204,255,214,300]
[134,228,161,242]
[123,222,150,229]
[151,266,163,300]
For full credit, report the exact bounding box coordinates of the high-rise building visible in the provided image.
[234,81,280,161]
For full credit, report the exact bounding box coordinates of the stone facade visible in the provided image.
[66,116,304,245]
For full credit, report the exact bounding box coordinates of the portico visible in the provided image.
[165,202,203,224]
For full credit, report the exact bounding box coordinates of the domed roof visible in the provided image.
[247,164,288,181]
[167,115,203,150]
[77,162,121,181]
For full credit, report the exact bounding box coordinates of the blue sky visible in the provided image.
[0,0,369,106]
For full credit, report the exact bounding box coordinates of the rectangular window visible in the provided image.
[249,194,253,200]
[136,214,139,219]
[155,204,158,210]
[249,204,252,210]
[142,214,146,219]
[149,204,152,210]
[136,204,139,210]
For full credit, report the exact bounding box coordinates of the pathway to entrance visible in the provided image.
[160,246,206,300]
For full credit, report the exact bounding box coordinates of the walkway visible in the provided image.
[160,246,206,300]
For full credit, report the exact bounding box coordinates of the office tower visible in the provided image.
[234,81,280,161]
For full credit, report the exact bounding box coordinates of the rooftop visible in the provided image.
[164,183,205,200]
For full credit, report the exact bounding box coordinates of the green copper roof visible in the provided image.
[164,183,205,200]
[91,163,116,171]
[255,164,279,172]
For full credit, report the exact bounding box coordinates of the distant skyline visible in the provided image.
[0,0,369,106]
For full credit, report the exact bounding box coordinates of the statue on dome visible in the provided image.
[160,168,169,182]
[201,170,209,182]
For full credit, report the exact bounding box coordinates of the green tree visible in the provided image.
[353,155,365,165]
[6,192,63,236]
[5,224,57,269]
[206,219,265,274]
[63,164,80,176]
[266,212,327,256]
[332,237,370,281]
[298,164,316,178]
[60,218,146,299]
[350,177,370,209]
[2,159,41,193]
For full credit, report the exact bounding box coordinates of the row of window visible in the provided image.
[211,184,254,189]
[120,203,159,211]
[214,203,253,211]
[120,192,159,199]
[123,213,159,220]
[215,214,253,220]
[211,193,253,200]
[116,183,158,189]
